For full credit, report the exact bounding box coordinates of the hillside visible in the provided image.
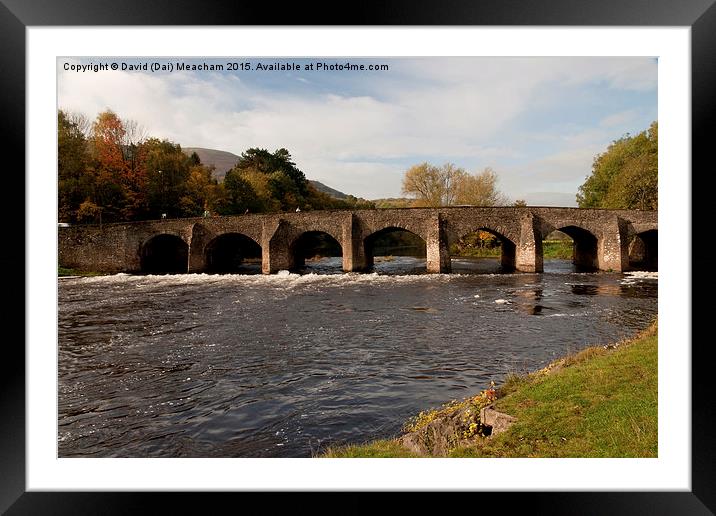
[182,147,349,200]
[308,180,348,199]
[182,147,240,180]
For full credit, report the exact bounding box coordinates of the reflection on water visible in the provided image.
[58,257,657,457]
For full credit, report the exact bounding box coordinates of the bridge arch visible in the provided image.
[140,233,189,273]
[204,232,262,273]
[289,230,343,271]
[449,227,517,272]
[628,229,658,271]
[363,226,427,271]
[553,225,599,271]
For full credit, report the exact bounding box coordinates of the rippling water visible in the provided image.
[58,258,657,457]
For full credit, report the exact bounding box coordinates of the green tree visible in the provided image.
[577,121,657,210]
[143,138,192,218]
[219,168,260,214]
[179,164,220,217]
[235,148,308,195]
[58,110,92,222]
[268,171,302,210]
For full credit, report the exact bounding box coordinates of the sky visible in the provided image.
[57,57,657,205]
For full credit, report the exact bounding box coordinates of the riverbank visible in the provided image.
[321,321,658,458]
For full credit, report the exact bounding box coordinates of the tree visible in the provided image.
[85,111,127,222]
[76,199,101,224]
[219,168,260,214]
[513,199,527,207]
[401,162,468,207]
[402,163,507,207]
[179,164,220,217]
[268,171,302,211]
[58,110,91,221]
[577,121,657,210]
[235,148,308,195]
[454,167,508,206]
[82,110,151,221]
[143,138,192,218]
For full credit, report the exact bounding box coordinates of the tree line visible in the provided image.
[58,109,374,224]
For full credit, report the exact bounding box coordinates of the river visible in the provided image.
[58,258,657,457]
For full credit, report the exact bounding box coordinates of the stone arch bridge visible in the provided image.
[58,207,657,274]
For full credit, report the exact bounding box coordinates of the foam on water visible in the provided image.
[624,271,658,279]
[68,271,464,290]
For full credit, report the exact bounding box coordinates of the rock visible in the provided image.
[400,433,426,456]
[480,405,517,435]
[399,404,485,456]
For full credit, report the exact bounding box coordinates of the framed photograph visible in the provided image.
[4,0,712,512]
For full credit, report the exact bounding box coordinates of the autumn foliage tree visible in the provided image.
[88,110,134,221]
[454,167,508,206]
[401,162,507,207]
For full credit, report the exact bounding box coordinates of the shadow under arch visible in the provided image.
[629,229,658,271]
[290,231,342,272]
[140,234,189,273]
[556,225,598,271]
[364,226,426,272]
[449,227,517,273]
[205,233,262,273]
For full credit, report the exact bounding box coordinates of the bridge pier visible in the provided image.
[188,222,211,273]
[262,218,293,273]
[342,214,369,272]
[426,214,451,273]
[597,217,629,272]
[515,214,543,273]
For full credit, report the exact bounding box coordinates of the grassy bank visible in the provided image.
[450,240,573,260]
[542,240,573,260]
[322,322,657,458]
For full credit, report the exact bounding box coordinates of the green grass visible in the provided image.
[451,247,501,258]
[450,240,574,260]
[321,439,422,458]
[58,266,107,277]
[542,240,574,260]
[323,323,658,458]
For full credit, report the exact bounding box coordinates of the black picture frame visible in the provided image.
[2,1,712,512]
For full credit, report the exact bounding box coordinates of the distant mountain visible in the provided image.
[182,147,350,199]
[309,180,348,199]
[183,147,240,181]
